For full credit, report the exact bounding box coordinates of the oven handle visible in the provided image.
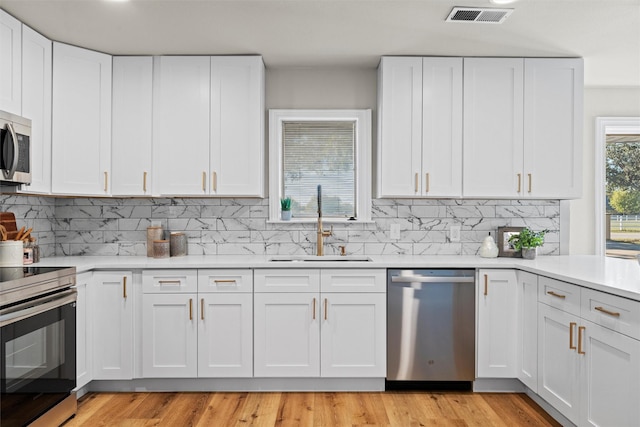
[0,289,77,327]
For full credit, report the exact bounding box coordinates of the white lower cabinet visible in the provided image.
[538,276,640,426]
[476,269,517,378]
[92,271,133,380]
[141,269,253,378]
[75,272,92,389]
[253,269,386,378]
[142,293,198,377]
[516,270,538,392]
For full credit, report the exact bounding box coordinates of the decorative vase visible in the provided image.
[281,210,292,221]
[522,247,537,260]
[478,235,499,258]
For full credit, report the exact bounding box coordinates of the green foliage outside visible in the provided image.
[606,142,640,215]
[609,189,640,215]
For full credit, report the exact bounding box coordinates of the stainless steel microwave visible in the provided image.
[0,110,31,185]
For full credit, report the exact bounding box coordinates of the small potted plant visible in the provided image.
[508,228,548,260]
[280,197,292,221]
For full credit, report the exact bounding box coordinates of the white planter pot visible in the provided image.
[281,210,292,221]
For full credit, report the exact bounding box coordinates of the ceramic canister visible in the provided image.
[0,241,25,266]
[147,226,163,257]
[170,232,187,257]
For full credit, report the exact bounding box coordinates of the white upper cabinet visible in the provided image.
[463,57,583,199]
[463,58,524,198]
[377,57,462,197]
[524,58,583,199]
[112,56,153,196]
[152,56,210,195]
[52,42,112,195]
[210,56,264,197]
[20,25,52,194]
[152,55,265,196]
[421,57,463,197]
[0,10,21,114]
[377,57,423,197]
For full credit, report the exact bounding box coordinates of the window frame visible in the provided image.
[268,109,372,223]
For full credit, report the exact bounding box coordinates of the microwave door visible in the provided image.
[1,122,19,180]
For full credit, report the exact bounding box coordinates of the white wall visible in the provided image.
[570,87,640,254]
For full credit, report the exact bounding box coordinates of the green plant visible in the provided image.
[280,197,292,211]
[508,228,548,250]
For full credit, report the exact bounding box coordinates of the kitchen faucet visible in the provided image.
[316,185,333,256]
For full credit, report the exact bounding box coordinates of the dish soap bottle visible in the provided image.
[479,233,499,258]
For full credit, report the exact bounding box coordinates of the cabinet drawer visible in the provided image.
[538,276,580,316]
[254,269,320,293]
[198,269,253,293]
[142,270,198,293]
[581,288,640,340]
[320,269,386,293]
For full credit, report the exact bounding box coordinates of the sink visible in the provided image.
[269,255,372,262]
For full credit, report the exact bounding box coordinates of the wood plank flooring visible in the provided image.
[63,391,560,426]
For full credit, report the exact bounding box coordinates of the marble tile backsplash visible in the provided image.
[2,195,560,257]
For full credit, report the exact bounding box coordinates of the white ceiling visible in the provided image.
[2,0,639,87]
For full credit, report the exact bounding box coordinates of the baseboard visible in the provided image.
[524,387,576,427]
[472,378,526,392]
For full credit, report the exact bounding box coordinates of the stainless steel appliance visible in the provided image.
[387,269,475,384]
[0,266,77,427]
[0,110,31,185]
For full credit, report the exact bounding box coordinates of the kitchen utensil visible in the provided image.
[0,212,18,234]
[0,225,6,241]
[14,226,25,241]
[20,227,32,241]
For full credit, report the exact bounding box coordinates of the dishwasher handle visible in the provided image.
[390,275,475,284]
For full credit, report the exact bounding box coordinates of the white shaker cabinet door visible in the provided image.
[152,56,210,195]
[0,10,22,114]
[52,42,111,195]
[516,271,538,392]
[476,269,518,378]
[320,293,386,378]
[142,293,198,378]
[580,320,640,427]
[198,293,253,377]
[20,25,52,194]
[524,58,583,199]
[210,56,265,197]
[254,292,320,377]
[112,56,153,196]
[75,272,92,389]
[92,271,133,380]
[377,56,423,197]
[421,57,463,197]
[463,58,524,198]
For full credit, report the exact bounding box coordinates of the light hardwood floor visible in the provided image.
[63,391,560,426]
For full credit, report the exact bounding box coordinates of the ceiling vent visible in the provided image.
[446,7,514,24]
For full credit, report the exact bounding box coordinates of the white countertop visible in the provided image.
[33,254,640,302]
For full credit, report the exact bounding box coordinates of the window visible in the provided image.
[269,109,372,222]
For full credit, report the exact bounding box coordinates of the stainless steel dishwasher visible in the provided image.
[387,269,475,384]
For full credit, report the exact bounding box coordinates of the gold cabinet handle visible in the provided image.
[189,298,193,321]
[595,306,621,317]
[578,326,586,355]
[202,172,206,192]
[324,298,328,320]
[312,297,316,320]
[414,173,419,193]
[201,298,204,320]
[425,173,430,193]
[528,173,532,193]
[569,322,577,350]
[547,291,566,299]
[123,276,127,299]
[143,171,147,193]
[212,171,217,192]
[484,274,488,296]
[517,173,521,193]
[214,279,236,284]
[159,280,181,285]
[104,171,108,192]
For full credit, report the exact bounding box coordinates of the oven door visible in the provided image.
[1,289,76,427]
[0,116,31,184]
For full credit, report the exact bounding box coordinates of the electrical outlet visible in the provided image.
[390,224,401,240]
[450,225,461,242]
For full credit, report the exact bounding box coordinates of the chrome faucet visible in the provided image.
[316,185,332,256]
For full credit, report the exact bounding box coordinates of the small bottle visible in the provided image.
[23,240,34,265]
[30,237,40,263]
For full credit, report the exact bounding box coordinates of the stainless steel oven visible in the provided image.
[0,267,77,427]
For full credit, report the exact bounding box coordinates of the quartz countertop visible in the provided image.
[32,254,640,302]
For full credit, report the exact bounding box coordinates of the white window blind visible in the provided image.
[282,121,356,218]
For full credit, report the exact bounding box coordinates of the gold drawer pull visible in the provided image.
[189,298,193,320]
[578,326,586,355]
[517,173,521,193]
[425,173,430,193]
[569,322,577,350]
[594,306,621,317]
[312,298,316,320]
[201,298,204,320]
[123,276,127,299]
[414,173,419,193]
[324,298,328,320]
[528,173,532,193]
[212,171,217,192]
[214,279,237,284]
[104,171,108,192]
[484,274,488,296]
[547,291,566,299]
[143,171,148,192]
[158,280,182,285]
[202,171,206,192]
